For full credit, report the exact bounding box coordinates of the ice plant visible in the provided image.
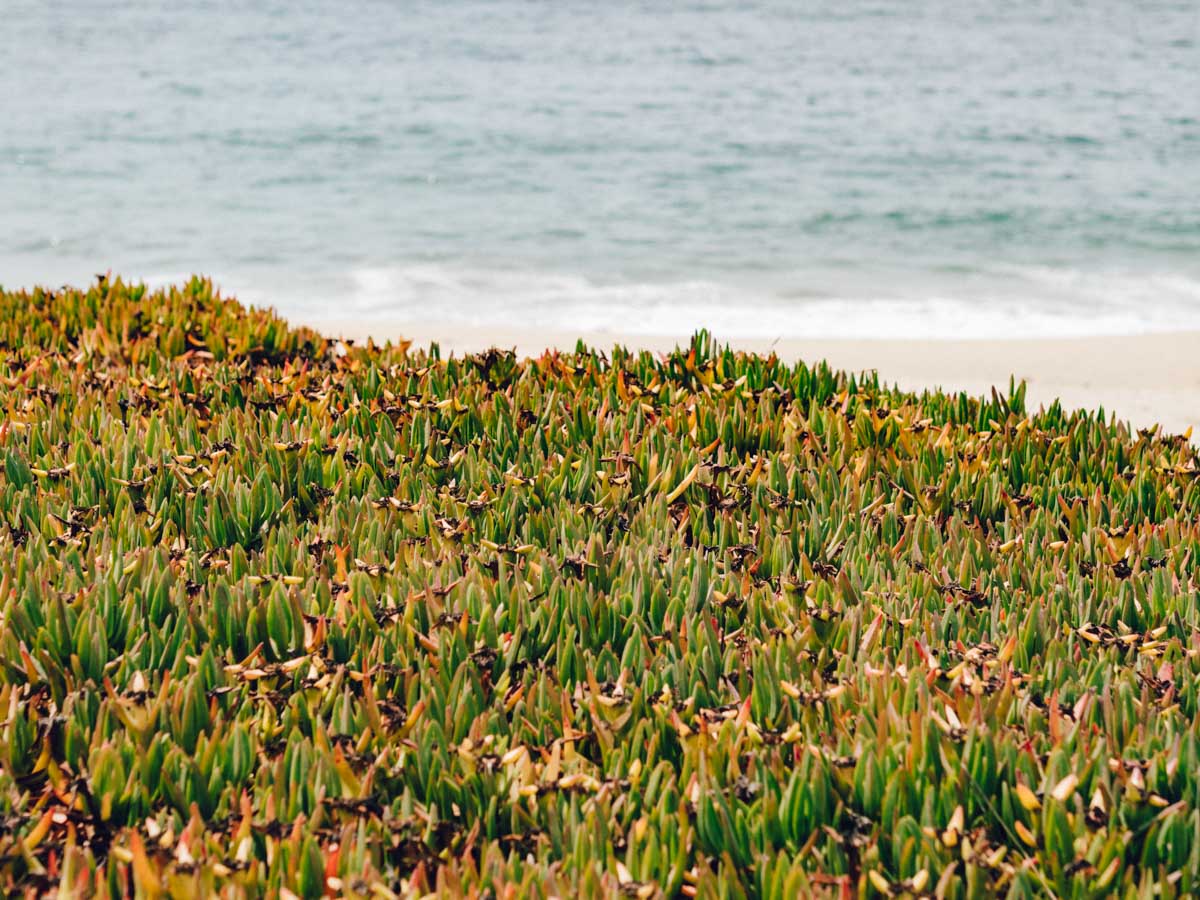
[0,276,1198,897]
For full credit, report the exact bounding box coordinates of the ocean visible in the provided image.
[3,0,1200,338]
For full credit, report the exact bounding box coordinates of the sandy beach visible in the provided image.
[309,320,1200,439]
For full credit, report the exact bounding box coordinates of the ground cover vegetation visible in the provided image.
[1,277,1199,898]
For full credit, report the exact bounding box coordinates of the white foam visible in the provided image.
[28,263,1193,341]
[247,263,1200,340]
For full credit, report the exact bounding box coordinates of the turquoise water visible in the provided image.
[4,1,1200,337]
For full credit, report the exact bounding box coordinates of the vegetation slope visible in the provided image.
[1,277,1199,898]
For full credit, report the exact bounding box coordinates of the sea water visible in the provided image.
[3,0,1199,337]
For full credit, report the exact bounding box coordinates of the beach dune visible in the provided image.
[310,320,1200,439]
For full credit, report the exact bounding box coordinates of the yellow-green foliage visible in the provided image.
[1,276,1199,898]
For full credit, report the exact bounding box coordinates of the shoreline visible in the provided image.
[306,319,1200,439]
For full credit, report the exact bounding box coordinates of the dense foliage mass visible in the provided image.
[1,277,1199,898]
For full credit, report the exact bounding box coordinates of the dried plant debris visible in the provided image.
[0,276,1198,897]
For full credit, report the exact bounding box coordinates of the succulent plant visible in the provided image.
[0,275,1198,897]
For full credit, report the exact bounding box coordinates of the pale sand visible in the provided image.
[306,319,1200,439]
